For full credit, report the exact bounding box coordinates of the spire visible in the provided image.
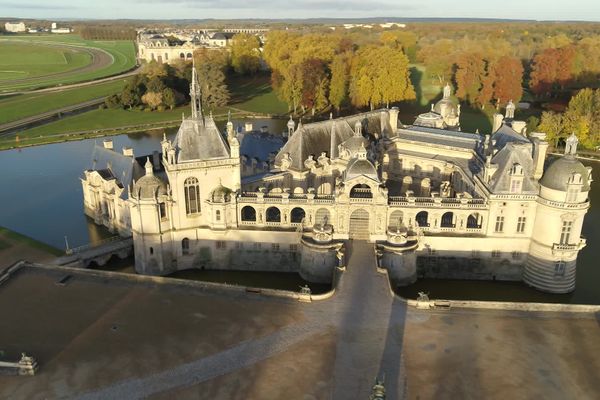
[565,132,579,157]
[354,120,362,137]
[330,120,339,159]
[190,58,203,121]
[144,157,153,176]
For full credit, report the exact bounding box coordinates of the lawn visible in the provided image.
[0,34,136,91]
[0,79,129,124]
[228,75,289,115]
[0,41,91,82]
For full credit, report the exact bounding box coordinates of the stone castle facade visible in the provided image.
[81,67,593,294]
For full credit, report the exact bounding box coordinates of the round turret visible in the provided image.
[134,158,167,200]
[209,183,233,203]
[540,156,591,192]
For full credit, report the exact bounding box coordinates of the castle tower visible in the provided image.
[525,133,592,293]
[190,59,203,121]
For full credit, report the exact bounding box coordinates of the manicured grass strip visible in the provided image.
[0,226,62,255]
[228,75,289,115]
[0,79,129,124]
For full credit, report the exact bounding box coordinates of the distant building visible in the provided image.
[137,31,244,64]
[4,22,26,33]
[82,73,593,294]
[50,22,71,34]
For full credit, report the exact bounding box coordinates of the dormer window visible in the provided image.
[509,163,524,193]
[566,172,582,202]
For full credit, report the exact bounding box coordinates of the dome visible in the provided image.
[346,157,379,181]
[209,183,233,203]
[540,156,590,192]
[134,175,168,199]
[433,98,458,117]
[414,111,444,128]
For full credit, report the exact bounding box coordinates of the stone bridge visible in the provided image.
[53,236,133,268]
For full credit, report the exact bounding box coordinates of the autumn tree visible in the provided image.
[230,33,261,75]
[455,52,486,106]
[530,46,576,96]
[492,56,524,105]
[538,111,565,147]
[193,49,230,109]
[329,53,350,112]
[349,46,415,109]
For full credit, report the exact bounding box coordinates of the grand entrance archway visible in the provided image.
[349,209,370,239]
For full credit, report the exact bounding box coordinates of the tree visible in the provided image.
[193,49,230,109]
[299,58,330,114]
[162,88,176,110]
[492,56,524,105]
[538,111,564,147]
[455,52,486,105]
[230,33,261,75]
[530,46,576,96]
[561,88,600,148]
[329,53,350,112]
[141,91,163,110]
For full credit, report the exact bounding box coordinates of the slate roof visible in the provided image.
[238,131,285,162]
[173,116,230,162]
[396,125,483,153]
[487,142,538,194]
[274,110,391,171]
[88,144,145,199]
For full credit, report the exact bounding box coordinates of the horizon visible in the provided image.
[1,0,600,22]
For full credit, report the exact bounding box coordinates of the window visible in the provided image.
[494,216,504,233]
[216,210,221,221]
[492,250,501,258]
[555,261,566,276]
[216,241,226,250]
[159,202,167,219]
[182,238,190,255]
[271,243,280,251]
[516,217,526,233]
[289,244,298,252]
[235,242,243,250]
[512,251,521,260]
[427,247,436,256]
[150,247,154,255]
[560,220,573,244]
[510,179,522,193]
[566,187,578,202]
[184,177,201,215]
[253,242,262,250]
[416,211,429,227]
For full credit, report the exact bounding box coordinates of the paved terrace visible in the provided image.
[0,243,599,399]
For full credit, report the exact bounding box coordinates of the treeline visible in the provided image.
[78,25,137,40]
[538,88,600,148]
[263,30,415,114]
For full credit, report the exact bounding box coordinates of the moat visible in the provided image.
[0,124,598,304]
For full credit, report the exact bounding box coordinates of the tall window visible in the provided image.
[516,217,526,233]
[560,220,573,244]
[182,238,190,255]
[510,179,522,193]
[566,187,579,203]
[184,177,201,215]
[216,210,221,221]
[555,261,566,276]
[159,202,167,219]
[495,216,504,233]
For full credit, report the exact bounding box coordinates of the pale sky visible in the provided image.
[1,0,600,21]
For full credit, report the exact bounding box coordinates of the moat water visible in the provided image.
[0,123,597,303]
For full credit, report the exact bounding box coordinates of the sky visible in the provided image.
[1,0,600,21]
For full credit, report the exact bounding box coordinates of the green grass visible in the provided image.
[0,42,91,82]
[0,226,62,255]
[0,78,129,124]
[12,106,189,138]
[228,75,289,115]
[0,34,136,91]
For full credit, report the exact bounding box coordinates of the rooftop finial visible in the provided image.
[144,157,153,176]
[565,132,579,157]
[443,82,451,99]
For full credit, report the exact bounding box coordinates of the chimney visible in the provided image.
[389,107,399,133]
[512,120,527,135]
[103,139,113,150]
[529,132,548,180]
[492,113,503,133]
[122,147,134,157]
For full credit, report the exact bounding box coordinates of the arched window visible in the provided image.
[266,207,281,222]
[180,52,185,59]
[441,212,455,228]
[467,213,481,229]
[182,238,190,255]
[216,210,221,221]
[290,207,305,223]
[350,184,372,198]
[241,206,256,221]
[416,211,429,227]
[186,52,193,59]
[184,177,201,215]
